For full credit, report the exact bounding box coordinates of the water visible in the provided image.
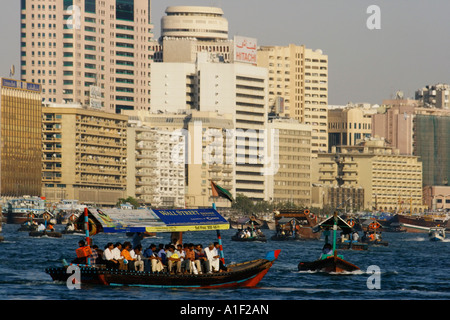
[1,223,450,301]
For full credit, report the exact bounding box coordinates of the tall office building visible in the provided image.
[20,0,154,114]
[0,78,42,197]
[257,44,329,154]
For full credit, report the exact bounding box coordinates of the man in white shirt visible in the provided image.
[204,243,220,273]
[103,242,119,269]
[112,242,126,270]
[130,245,144,271]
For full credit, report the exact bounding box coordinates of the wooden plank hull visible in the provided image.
[298,256,360,273]
[46,251,280,289]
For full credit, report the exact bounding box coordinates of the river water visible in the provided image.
[1,223,449,302]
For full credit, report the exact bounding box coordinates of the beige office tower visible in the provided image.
[127,121,185,208]
[20,0,153,114]
[258,44,329,154]
[314,140,426,213]
[267,118,312,206]
[126,110,234,208]
[42,104,128,206]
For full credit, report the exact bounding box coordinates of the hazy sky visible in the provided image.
[1,0,449,105]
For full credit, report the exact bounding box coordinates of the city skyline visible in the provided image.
[1,0,449,106]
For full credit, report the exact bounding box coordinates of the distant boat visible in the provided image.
[429,227,445,242]
[231,217,267,242]
[272,209,321,241]
[4,196,47,224]
[393,213,450,233]
[298,213,360,273]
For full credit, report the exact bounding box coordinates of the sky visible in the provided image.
[1,0,449,105]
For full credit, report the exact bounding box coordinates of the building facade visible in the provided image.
[0,78,42,197]
[127,110,235,208]
[127,122,185,208]
[20,0,154,114]
[267,118,312,206]
[150,56,269,202]
[328,103,377,151]
[415,83,450,109]
[257,44,329,154]
[314,140,426,212]
[42,104,128,206]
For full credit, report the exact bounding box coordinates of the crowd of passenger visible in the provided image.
[72,237,226,274]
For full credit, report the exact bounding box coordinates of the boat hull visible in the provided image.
[46,252,280,289]
[395,214,450,233]
[298,256,360,273]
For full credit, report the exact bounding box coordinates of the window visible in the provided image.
[116,0,134,21]
[85,0,96,13]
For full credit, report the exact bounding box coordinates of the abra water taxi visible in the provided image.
[45,207,280,288]
[298,213,360,273]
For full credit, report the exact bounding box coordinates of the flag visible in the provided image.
[211,181,233,202]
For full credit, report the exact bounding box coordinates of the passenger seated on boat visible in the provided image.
[103,243,119,269]
[204,242,220,273]
[352,231,360,242]
[157,244,167,266]
[112,242,126,270]
[130,245,144,272]
[37,223,45,232]
[121,242,136,271]
[166,245,182,274]
[320,243,333,259]
[194,244,208,274]
[143,244,164,273]
[183,243,196,274]
[176,244,185,272]
[72,240,92,264]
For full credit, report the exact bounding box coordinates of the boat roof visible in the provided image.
[79,207,230,234]
[277,217,301,224]
[312,214,354,233]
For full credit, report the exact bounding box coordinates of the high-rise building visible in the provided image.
[267,118,312,206]
[0,78,42,197]
[127,109,235,208]
[127,121,185,208]
[150,56,269,202]
[257,44,329,154]
[20,0,154,114]
[42,103,128,206]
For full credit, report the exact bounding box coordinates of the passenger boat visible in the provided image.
[429,227,446,242]
[231,217,267,242]
[272,209,321,241]
[298,213,360,273]
[4,196,47,224]
[360,220,388,246]
[45,207,280,288]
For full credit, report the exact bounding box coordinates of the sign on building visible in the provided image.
[234,36,257,65]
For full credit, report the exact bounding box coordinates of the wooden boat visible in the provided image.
[360,221,388,246]
[429,227,445,241]
[29,230,62,238]
[231,217,267,242]
[45,207,280,288]
[298,213,360,273]
[272,209,321,241]
[46,250,280,288]
[337,241,368,251]
[393,213,450,233]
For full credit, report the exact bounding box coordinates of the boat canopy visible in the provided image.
[78,207,230,235]
[312,215,354,234]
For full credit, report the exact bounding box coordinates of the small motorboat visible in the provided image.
[429,227,445,241]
